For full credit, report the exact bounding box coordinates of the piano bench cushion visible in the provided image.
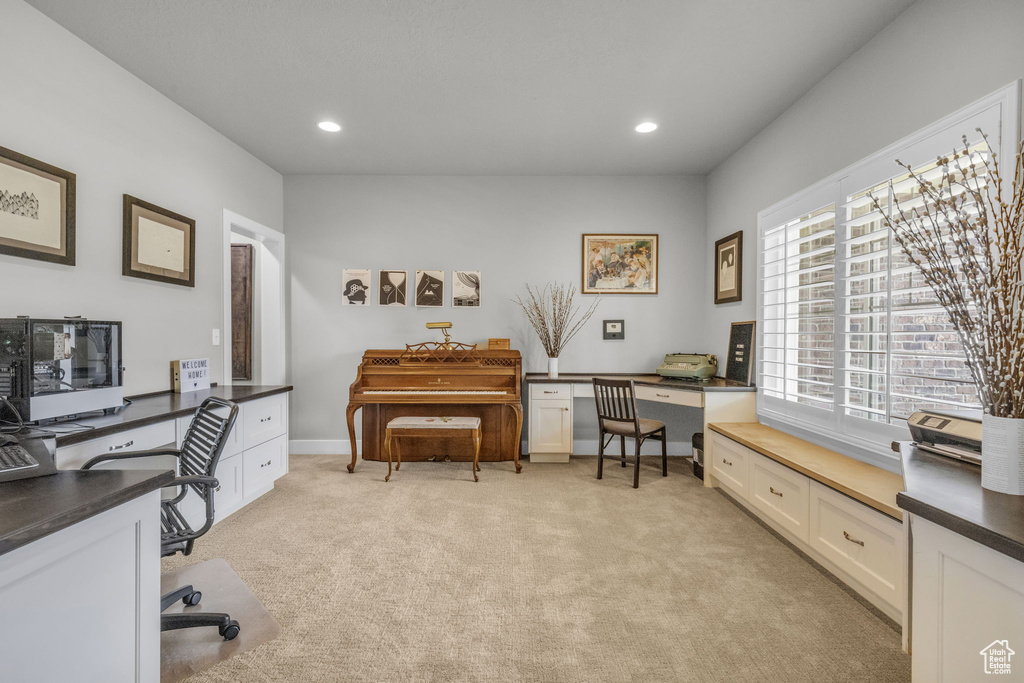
[386,417,482,430]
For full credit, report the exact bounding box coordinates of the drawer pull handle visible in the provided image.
[261,459,272,468]
[656,393,670,398]
[769,486,783,497]
[215,485,222,493]
[109,439,134,452]
[260,416,272,423]
[543,390,558,394]
[722,458,733,466]
[843,531,865,547]
[562,407,569,411]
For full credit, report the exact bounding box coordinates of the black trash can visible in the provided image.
[692,432,704,480]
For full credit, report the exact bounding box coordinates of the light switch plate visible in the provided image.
[212,328,220,346]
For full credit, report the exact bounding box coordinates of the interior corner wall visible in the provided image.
[285,175,706,447]
[704,0,1024,362]
[0,0,284,393]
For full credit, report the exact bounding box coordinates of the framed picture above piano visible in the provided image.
[582,234,657,294]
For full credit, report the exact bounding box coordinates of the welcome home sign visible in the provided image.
[171,358,211,393]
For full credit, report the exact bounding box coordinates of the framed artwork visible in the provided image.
[452,270,481,308]
[0,145,76,265]
[603,319,624,340]
[725,320,756,385]
[123,195,195,286]
[415,270,444,307]
[714,231,743,304]
[582,234,658,294]
[379,270,407,306]
[342,269,371,305]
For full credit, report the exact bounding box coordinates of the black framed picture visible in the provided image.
[714,231,743,304]
[603,319,625,340]
[0,145,76,266]
[123,195,196,287]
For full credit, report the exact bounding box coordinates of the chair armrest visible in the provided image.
[81,448,182,470]
[173,475,220,489]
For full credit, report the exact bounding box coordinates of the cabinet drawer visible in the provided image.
[530,384,572,400]
[809,481,902,609]
[709,432,749,499]
[635,385,703,408]
[243,434,287,498]
[749,452,810,543]
[56,420,177,469]
[176,403,242,459]
[212,452,243,522]
[242,394,288,450]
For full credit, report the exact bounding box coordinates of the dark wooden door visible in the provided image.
[231,244,254,380]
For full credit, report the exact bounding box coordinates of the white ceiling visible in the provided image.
[26,0,915,176]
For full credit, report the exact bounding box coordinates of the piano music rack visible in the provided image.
[400,342,481,365]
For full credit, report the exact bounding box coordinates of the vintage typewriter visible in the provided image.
[656,353,718,381]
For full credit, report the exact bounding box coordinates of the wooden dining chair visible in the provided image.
[592,378,668,488]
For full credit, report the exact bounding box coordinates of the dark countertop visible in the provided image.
[52,385,292,447]
[897,442,1024,563]
[0,468,174,556]
[524,373,754,392]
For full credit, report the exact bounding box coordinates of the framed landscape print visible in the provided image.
[342,269,371,305]
[452,270,481,307]
[0,145,76,265]
[582,234,658,294]
[415,270,444,307]
[123,195,195,286]
[379,270,407,306]
[714,231,743,304]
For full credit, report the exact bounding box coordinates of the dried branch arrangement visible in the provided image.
[513,283,599,358]
[870,130,1023,418]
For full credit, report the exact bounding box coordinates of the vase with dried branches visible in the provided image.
[513,283,599,378]
[871,130,1023,493]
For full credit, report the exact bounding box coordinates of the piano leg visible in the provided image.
[346,403,361,473]
[384,430,393,482]
[510,403,523,473]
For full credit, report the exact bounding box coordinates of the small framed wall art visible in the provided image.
[379,270,407,306]
[714,231,743,304]
[0,145,76,265]
[123,195,195,286]
[342,269,371,305]
[603,319,625,340]
[415,270,444,307]
[452,270,481,307]
[582,234,658,294]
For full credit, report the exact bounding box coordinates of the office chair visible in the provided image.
[592,378,668,488]
[83,397,241,641]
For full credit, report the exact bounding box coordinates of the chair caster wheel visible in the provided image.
[220,620,240,641]
[182,591,202,606]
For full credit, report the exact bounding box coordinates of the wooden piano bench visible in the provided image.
[384,417,483,483]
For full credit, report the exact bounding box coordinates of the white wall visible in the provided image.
[704,0,1024,361]
[0,0,283,394]
[286,175,706,449]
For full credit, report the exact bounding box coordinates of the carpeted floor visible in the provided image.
[165,454,911,683]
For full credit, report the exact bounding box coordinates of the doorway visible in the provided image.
[222,210,286,386]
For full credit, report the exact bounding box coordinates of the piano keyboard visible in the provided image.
[363,390,507,395]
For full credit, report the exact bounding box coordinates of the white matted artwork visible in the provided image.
[415,270,444,307]
[0,145,75,266]
[452,271,481,308]
[342,269,371,306]
[379,270,407,306]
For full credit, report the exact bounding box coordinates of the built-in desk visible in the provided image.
[0,468,173,682]
[898,443,1024,681]
[523,373,755,464]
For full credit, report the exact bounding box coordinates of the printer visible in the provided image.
[907,408,982,465]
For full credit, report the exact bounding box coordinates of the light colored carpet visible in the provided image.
[164,454,910,683]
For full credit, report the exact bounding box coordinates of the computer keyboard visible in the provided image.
[0,443,39,472]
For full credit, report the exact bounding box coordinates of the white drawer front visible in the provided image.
[243,434,287,498]
[709,432,749,500]
[809,481,902,609]
[749,452,810,543]
[635,385,703,408]
[242,394,288,450]
[176,404,242,459]
[56,420,177,469]
[212,452,243,522]
[530,384,572,400]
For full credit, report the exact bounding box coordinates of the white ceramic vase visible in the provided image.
[547,357,559,379]
[981,414,1024,495]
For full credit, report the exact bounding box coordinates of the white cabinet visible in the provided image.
[749,452,810,544]
[241,393,287,450]
[56,420,177,470]
[709,431,750,500]
[528,384,572,462]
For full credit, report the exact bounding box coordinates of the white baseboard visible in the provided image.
[290,439,357,455]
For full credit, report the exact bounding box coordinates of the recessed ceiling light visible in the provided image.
[635,122,658,133]
[317,121,342,133]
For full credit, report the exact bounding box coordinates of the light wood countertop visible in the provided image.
[708,422,905,520]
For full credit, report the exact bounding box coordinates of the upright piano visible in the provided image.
[346,345,523,473]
